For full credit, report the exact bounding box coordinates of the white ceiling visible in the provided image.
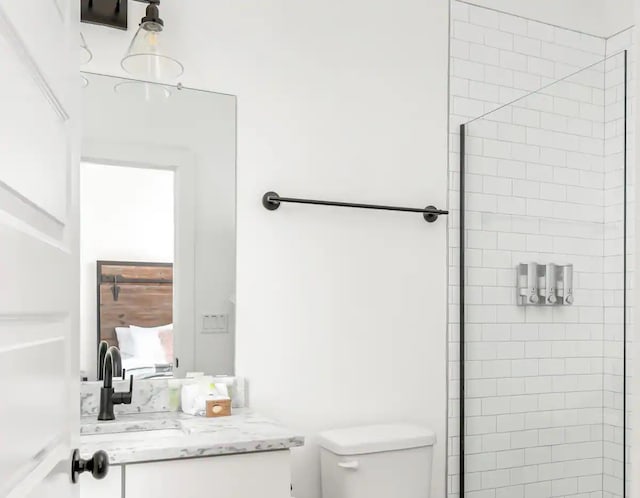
[461,0,634,38]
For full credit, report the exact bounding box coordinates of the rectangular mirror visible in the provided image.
[80,73,236,380]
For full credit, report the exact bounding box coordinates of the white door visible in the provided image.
[0,0,80,496]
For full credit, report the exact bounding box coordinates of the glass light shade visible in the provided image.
[121,21,183,81]
[80,32,92,65]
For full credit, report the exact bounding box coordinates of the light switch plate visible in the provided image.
[202,313,228,334]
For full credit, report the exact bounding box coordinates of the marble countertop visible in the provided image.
[80,410,304,465]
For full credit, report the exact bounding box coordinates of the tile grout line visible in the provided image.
[455,0,633,41]
[448,5,632,496]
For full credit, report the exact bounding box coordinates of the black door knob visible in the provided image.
[71,449,109,483]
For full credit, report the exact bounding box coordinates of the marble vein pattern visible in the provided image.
[80,377,246,416]
[80,409,304,464]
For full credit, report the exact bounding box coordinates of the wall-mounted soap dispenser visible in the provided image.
[517,263,527,305]
[517,263,573,306]
[560,265,574,305]
[545,263,557,305]
[518,263,540,305]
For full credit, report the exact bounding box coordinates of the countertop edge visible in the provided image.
[102,437,305,465]
[79,410,305,465]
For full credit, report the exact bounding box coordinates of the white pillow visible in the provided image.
[130,324,171,364]
[115,327,136,357]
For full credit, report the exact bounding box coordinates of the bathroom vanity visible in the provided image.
[79,410,303,498]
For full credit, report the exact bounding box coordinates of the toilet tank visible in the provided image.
[318,424,436,498]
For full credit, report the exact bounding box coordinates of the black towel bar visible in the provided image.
[262,191,448,223]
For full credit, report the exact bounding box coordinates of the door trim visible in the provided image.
[81,139,197,377]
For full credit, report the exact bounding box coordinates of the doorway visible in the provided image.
[79,162,175,380]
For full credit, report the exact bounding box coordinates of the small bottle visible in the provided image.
[167,379,182,411]
[545,263,557,305]
[528,263,539,304]
[563,265,574,305]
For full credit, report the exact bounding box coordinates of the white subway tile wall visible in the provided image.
[448,3,634,498]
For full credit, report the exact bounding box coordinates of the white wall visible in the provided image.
[462,0,633,38]
[79,162,174,377]
[82,1,450,497]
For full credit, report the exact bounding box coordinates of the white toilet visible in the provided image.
[318,424,436,498]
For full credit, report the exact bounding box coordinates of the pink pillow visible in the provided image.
[158,328,174,364]
[129,324,174,364]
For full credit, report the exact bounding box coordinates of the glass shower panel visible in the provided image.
[458,52,627,498]
[603,52,629,498]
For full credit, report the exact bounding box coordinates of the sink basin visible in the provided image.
[81,428,185,443]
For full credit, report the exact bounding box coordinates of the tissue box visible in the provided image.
[206,398,231,417]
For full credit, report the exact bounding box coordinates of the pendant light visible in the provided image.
[121,0,183,81]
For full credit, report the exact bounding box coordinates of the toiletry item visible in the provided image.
[213,375,245,408]
[518,273,527,288]
[517,264,528,305]
[180,375,227,416]
[210,382,229,399]
[211,376,246,408]
[545,263,557,304]
[562,265,574,304]
[212,375,235,397]
[557,276,565,300]
[197,375,215,398]
[527,263,539,304]
[206,398,231,417]
[181,381,204,416]
[167,379,182,411]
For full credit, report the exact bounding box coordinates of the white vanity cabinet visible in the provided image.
[81,451,292,498]
[79,466,122,497]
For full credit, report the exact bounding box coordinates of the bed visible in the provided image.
[97,260,174,379]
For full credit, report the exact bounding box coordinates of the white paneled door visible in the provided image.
[0,0,80,496]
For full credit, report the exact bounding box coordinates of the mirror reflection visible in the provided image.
[80,73,236,381]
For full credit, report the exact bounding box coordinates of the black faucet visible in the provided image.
[106,346,123,378]
[97,341,108,381]
[98,343,123,381]
[98,348,133,421]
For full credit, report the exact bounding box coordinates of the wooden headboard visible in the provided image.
[97,261,173,349]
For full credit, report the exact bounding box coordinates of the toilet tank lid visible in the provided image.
[318,424,436,455]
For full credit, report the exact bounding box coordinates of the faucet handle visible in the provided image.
[113,375,133,405]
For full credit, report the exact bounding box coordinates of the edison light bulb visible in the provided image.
[121,7,183,80]
[147,31,158,48]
